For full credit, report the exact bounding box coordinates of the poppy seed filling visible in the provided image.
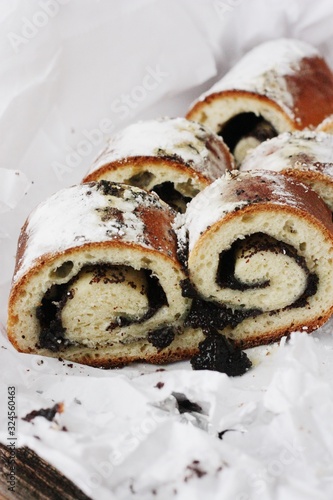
[36,264,168,352]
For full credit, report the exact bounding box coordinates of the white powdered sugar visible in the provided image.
[241,130,333,175]
[14,183,159,283]
[183,173,248,252]
[196,38,319,120]
[182,170,306,253]
[247,169,303,206]
[87,117,231,180]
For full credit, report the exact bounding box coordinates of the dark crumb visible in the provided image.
[147,327,175,350]
[154,149,185,165]
[96,180,124,197]
[58,357,64,362]
[152,181,191,213]
[218,429,238,439]
[180,278,198,299]
[61,426,68,432]
[185,460,207,481]
[129,481,135,494]
[22,402,64,423]
[67,363,73,368]
[38,319,70,353]
[172,392,203,414]
[152,489,157,495]
[191,330,252,376]
[155,368,166,372]
[155,382,164,389]
[74,398,82,405]
[33,435,41,440]
[186,298,259,330]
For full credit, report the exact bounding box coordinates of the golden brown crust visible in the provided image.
[83,156,210,184]
[186,91,295,128]
[186,57,333,130]
[8,337,201,368]
[234,324,316,350]
[207,172,333,234]
[285,56,333,128]
[51,346,201,369]
[7,239,182,333]
[83,118,234,186]
[83,152,233,185]
[185,170,333,351]
[11,184,179,282]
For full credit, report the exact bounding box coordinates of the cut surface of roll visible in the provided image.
[186,39,333,165]
[240,131,333,211]
[83,117,234,212]
[60,266,151,344]
[8,181,205,367]
[177,170,333,348]
[218,233,309,311]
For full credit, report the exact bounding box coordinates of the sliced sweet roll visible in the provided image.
[186,39,333,165]
[177,170,333,348]
[83,117,234,213]
[7,181,204,367]
[240,131,333,211]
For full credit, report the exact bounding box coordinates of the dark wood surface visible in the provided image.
[0,443,92,500]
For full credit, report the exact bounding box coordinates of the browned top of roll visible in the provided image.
[187,39,333,130]
[13,181,179,284]
[183,170,333,252]
[83,117,234,183]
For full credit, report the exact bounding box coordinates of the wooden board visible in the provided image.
[0,443,92,500]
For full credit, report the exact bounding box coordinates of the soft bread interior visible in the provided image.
[9,244,191,353]
[229,234,308,311]
[188,205,333,344]
[86,162,204,213]
[188,95,295,163]
[62,266,150,345]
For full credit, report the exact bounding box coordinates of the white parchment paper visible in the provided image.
[1,1,333,498]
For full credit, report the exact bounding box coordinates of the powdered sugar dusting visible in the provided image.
[241,130,333,177]
[14,183,165,283]
[182,170,307,252]
[196,38,319,120]
[181,173,247,252]
[87,117,233,180]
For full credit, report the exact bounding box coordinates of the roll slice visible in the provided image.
[186,39,333,165]
[240,131,333,211]
[83,117,234,212]
[178,170,333,348]
[7,181,204,367]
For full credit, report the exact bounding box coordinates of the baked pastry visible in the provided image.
[7,181,204,367]
[83,117,234,212]
[240,130,333,211]
[186,39,333,165]
[316,114,333,134]
[177,170,333,348]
